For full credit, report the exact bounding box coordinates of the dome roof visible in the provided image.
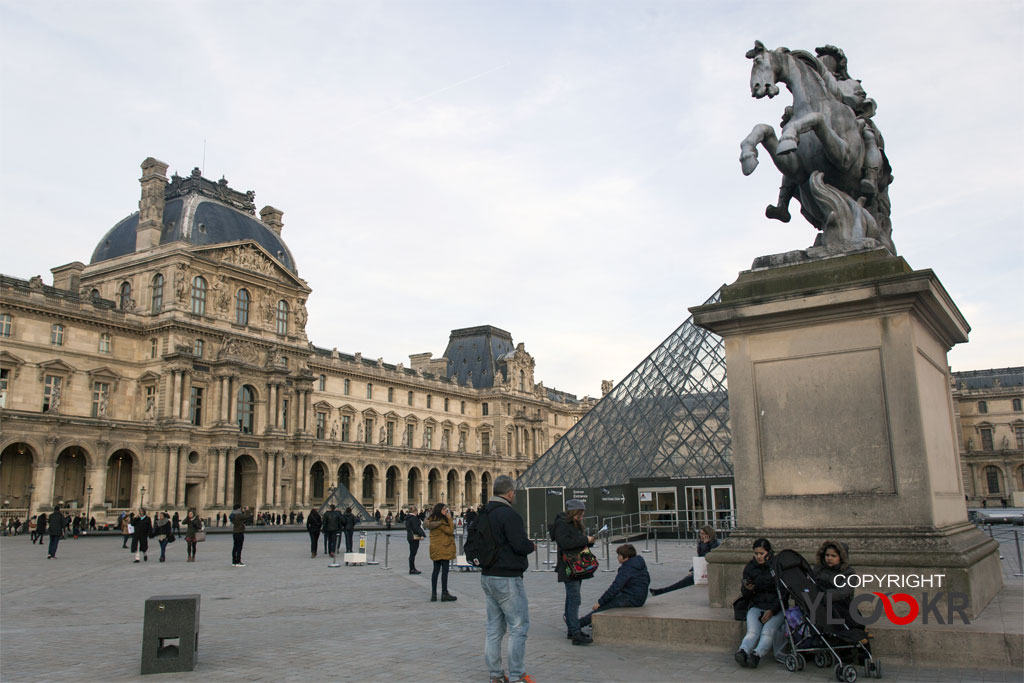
[90,168,298,274]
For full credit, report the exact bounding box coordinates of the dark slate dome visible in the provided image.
[90,168,298,274]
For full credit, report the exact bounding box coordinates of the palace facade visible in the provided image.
[0,158,597,523]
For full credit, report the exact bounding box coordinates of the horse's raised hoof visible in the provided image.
[776,138,798,155]
[765,204,791,223]
[740,151,759,176]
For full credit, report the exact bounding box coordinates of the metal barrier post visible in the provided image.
[328,532,341,567]
[642,521,652,553]
[601,534,614,572]
[367,532,380,565]
[531,539,544,572]
[652,528,663,565]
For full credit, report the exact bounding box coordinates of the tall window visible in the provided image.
[235,288,250,325]
[341,415,351,442]
[1016,425,1024,449]
[119,281,132,310]
[151,273,164,313]
[0,313,10,337]
[237,385,256,434]
[0,368,9,408]
[980,427,994,451]
[43,375,62,411]
[424,426,433,449]
[405,424,414,448]
[978,401,988,414]
[482,402,489,416]
[51,324,64,346]
[91,381,110,417]
[151,338,158,358]
[319,374,326,391]
[386,421,395,446]
[986,466,1001,494]
[427,395,432,409]
[191,276,207,315]
[194,339,204,357]
[482,432,491,456]
[461,400,466,414]
[366,383,373,399]
[316,412,326,439]
[343,379,350,395]
[1014,398,1022,412]
[190,386,204,426]
[364,418,373,444]
[276,299,289,334]
[387,387,394,402]
[98,333,111,354]
[408,391,414,406]
[444,397,449,411]
[282,398,289,432]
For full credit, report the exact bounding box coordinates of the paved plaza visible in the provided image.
[2,530,1021,683]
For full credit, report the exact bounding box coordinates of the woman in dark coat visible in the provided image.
[153,512,173,562]
[811,540,856,628]
[131,508,153,563]
[735,538,784,669]
[550,499,595,645]
[651,525,719,595]
[184,509,203,562]
[306,507,322,558]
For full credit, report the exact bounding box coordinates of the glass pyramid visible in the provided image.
[518,289,731,489]
[321,482,375,522]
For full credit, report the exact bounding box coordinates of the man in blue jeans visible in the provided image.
[479,476,536,683]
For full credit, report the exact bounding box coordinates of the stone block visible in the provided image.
[141,594,200,675]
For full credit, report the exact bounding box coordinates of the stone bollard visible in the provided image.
[141,594,200,675]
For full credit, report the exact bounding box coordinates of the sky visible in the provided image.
[1,1,1021,399]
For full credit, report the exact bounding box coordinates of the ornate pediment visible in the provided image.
[217,337,260,364]
[0,350,27,378]
[38,358,77,383]
[87,366,123,391]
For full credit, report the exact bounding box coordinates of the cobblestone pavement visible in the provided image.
[2,531,1021,683]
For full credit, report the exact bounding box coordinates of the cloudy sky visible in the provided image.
[1,1,1020,398]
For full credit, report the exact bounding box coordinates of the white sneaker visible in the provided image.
[236,562,246,567]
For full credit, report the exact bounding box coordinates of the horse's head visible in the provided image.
[746,40,780,99]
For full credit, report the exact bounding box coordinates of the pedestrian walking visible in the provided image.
[229,504,253,567]
[342,507,357,553]
[479,476,535,683]
[121,512,133,548]
[322,504,343,559]
[184,509,202,562]
[72,514,82,539]
[551,499,596,645]
[425,502,457,602]
[46,505,65,559]
[36,512,48,544]
[171,511,180,538]
[29,515,38,543]
[385,511,393,530]
[405,505,425,574]
[154,512,173,562]
[132,508,153,563]
[374,509,382,524]
[306,507,322,558]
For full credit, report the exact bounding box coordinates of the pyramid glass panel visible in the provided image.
[518,289,731,489]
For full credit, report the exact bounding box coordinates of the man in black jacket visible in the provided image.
[229,504,254,567]
[480,475,535,683]
[342,507,358,553]
[405,506,424,574]
[46,507,64,559]
[322,504,344,559]
[131,508,153,563]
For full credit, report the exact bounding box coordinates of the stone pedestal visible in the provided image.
[690,250,1002,618]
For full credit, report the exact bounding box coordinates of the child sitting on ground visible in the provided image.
[578,544,651,630]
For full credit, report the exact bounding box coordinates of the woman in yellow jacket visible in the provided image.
[424,502,457,602]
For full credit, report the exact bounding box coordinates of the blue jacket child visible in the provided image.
[579,544,650,628]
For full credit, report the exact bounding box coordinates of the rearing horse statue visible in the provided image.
[740,41,894,255]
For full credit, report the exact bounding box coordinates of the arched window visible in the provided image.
[151,273,164,313]
[191,276,207,315]
[235,288,250,325]
[985,466,1002,494]
[276,299,289,334]
[237,385,256,434]
[118,281,132,311]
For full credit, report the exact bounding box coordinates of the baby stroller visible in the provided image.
[770,549,882,682]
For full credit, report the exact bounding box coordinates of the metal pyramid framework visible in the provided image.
[319,482,375,522]
[518,289,731,489]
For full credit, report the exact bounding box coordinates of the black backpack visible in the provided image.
[464,507,500,569]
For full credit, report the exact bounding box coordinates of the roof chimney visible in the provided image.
[136,157,169,252]
[260,205,284,235]
[51,261,85,293]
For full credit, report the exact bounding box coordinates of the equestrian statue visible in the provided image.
[740,41,895,256]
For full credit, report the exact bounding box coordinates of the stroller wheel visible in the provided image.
[842,664,859,682]
[785,655,798,672]
[815,652,830,668]
[795,654,806,671]
[874,661,882,679]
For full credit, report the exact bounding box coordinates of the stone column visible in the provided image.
[227,377,236,426]
[264,452,273,508]
[165,445,176,507]
[225,451,236,508]
[304,390,312,433]
[207,449,218,508]
[219,377,228,424]
[87,466,107,517]
[272,452,280,507]
[176,446,186,507]
[220,449,230,506]
[300,455,309,507]
[397,476,407,512]
[275,386,284,430]
[180,371,191,422]
[35,437,59,510]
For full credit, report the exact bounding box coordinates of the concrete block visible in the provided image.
[141,594,200,675]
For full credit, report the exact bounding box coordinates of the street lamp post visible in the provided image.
[86,486,93,519]
[140,486,146,508]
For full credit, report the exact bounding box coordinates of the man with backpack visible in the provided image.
[468,475,536,683]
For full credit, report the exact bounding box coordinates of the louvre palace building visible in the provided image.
[0,157,597,523]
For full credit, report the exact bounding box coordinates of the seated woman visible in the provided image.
[735,538,784,669]
[810,540,856,629]
[650,525,719,595]
[579,544,650,629]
